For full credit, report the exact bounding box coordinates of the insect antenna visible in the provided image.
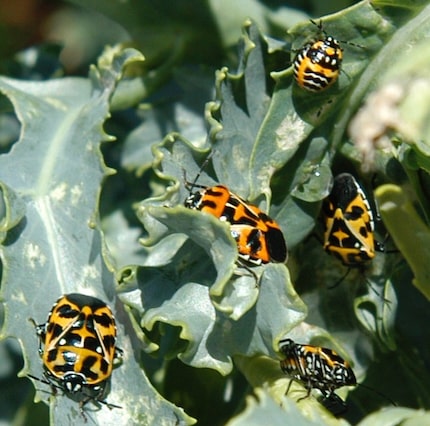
[328,268,392,303]
[354,382,397,407]
[233,262,260,285]
[183,150,215,193]
[27,374,122,410]
[27,374,63,394]
[309,19,364,49]
[328,268,351,289]
[309,19,327,37]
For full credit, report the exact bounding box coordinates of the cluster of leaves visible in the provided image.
[1,0,430,425]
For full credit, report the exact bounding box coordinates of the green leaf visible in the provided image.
[0,46,193,425]
[357,407,430,426]
[120,67,213,173]
[4,0,430,423]
[0,182,26,242]
[207,20,273,199]
[374,184,430,301]
[227,388,349,426]
[121,251,306,374]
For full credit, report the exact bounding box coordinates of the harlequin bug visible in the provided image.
[279,338,396,411]
[321,173,395,299]
[184,170,288,266]
[29,293,122,415]
[279,338,356,405]
[322,173,378,267]
[293,20,362,92]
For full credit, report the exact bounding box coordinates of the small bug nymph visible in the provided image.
[279,338,396,411]
[293,20,362,92]
[279,338,356,404]
[294,35,343,92]
[29,293,122,414]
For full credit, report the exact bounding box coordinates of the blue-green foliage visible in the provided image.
[1,1,430,425]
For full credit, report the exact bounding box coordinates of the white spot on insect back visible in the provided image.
[25,243,47,268]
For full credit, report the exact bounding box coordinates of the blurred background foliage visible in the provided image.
[2,0,430,425]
